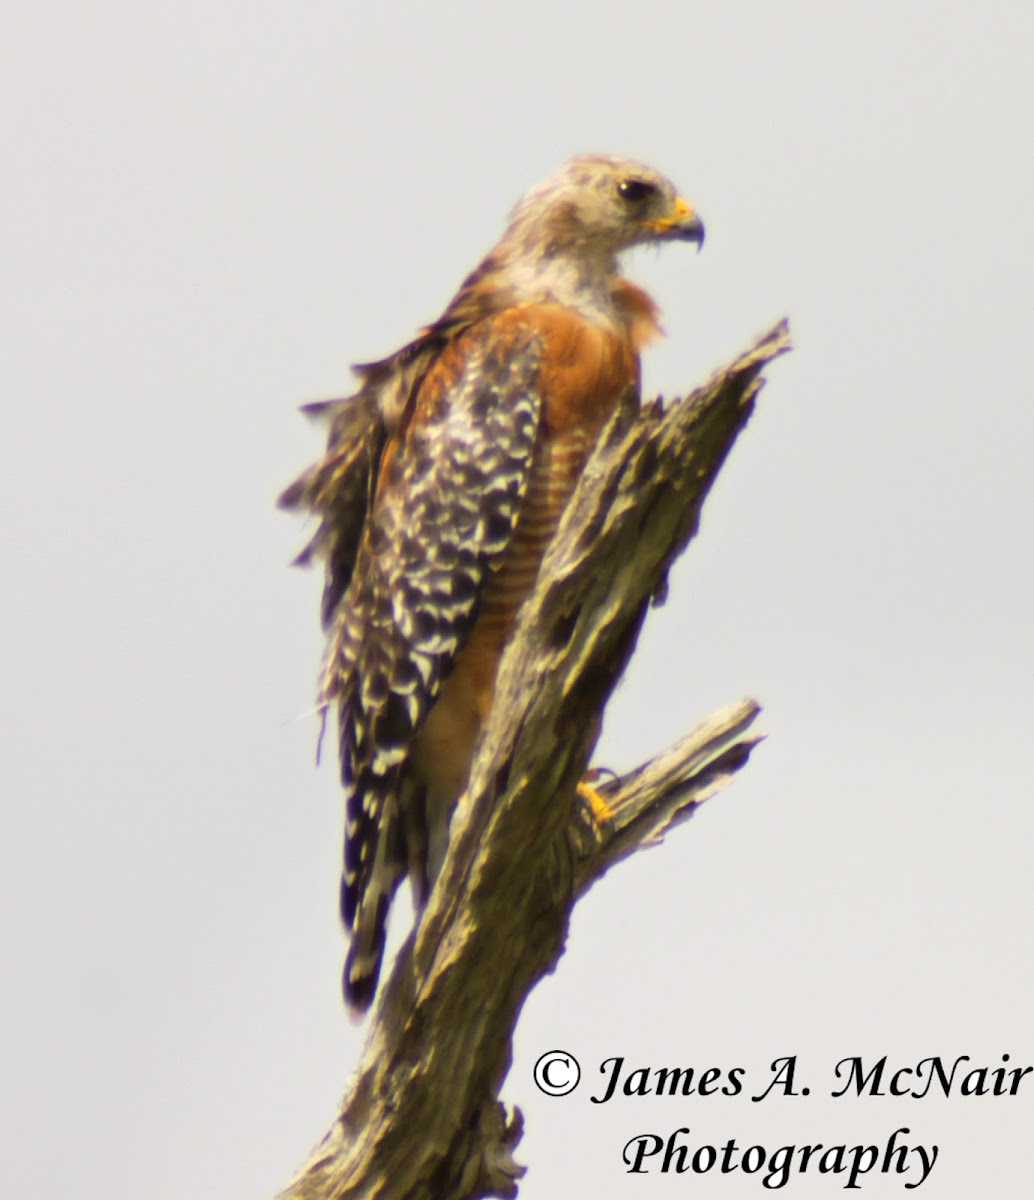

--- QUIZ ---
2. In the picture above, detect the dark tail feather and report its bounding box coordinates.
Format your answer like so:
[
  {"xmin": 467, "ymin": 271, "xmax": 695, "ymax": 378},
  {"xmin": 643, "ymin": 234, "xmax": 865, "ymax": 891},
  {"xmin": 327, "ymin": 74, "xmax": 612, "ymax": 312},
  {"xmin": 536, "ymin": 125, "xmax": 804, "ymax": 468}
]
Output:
[
  {"xmin": 342, "ymin": 884, "xmax": 391, "ymax": 1013},
  {"xmin": 340, "ymin": 795, "xmax": 405, "ymax": 1013}
]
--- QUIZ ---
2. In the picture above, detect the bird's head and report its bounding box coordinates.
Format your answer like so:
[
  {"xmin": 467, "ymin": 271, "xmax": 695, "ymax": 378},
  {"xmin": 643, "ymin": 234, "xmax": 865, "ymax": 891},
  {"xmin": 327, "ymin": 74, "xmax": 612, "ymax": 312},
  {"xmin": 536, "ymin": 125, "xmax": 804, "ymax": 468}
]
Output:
[{"xmin": 504, "ymin": 154, "xmax": 705, "ymax": 261}]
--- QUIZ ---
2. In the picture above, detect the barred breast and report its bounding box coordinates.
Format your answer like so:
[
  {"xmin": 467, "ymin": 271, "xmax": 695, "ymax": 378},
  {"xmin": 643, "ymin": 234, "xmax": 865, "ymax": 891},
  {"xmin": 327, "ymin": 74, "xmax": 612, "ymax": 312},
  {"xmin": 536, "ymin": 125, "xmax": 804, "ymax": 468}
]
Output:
[{"xmin": 410, "ymin": 303, "xmax": 639, "ymax": 810}]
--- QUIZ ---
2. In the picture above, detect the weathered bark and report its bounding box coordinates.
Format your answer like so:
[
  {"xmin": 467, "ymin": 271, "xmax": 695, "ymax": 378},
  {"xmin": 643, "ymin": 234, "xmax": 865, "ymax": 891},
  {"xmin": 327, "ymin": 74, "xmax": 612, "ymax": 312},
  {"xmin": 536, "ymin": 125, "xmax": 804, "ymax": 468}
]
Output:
[{"xmin": 278, "ymin": 320, "xmax": 791, "ymax": 1200}]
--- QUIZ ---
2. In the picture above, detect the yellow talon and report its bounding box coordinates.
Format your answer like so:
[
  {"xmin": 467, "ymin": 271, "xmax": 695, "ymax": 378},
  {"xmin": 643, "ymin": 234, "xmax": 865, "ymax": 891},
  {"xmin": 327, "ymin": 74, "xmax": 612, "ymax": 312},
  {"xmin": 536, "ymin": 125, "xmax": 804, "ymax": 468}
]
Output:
[{"xmin": 577, "ymin": 778, "xmax": 613, "ymax": 823}]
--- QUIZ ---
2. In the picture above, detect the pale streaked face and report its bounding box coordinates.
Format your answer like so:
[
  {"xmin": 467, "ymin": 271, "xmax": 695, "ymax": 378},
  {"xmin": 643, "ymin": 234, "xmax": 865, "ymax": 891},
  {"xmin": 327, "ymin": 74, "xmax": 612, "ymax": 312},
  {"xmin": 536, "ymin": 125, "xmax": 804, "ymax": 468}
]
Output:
[{"xmin": 507, "ymin": 155, "xmax": 705, "ymax": 256}]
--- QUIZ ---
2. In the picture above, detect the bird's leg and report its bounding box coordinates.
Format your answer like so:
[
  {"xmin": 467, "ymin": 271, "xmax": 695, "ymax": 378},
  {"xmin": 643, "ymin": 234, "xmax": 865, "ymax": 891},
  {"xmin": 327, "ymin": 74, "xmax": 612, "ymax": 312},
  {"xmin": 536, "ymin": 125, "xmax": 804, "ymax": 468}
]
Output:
[{"xmin": 576, "ymin": 767, "xmax": 618, "ymax": 824}]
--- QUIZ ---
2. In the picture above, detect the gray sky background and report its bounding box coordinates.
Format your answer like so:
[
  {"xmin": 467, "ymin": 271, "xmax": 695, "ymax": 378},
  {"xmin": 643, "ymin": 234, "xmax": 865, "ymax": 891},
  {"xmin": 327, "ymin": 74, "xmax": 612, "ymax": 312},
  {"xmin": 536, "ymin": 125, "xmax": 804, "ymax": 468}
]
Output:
[{"xmin": 2, "ymin": 2, "xmax": 1032, "ymax": 1196}]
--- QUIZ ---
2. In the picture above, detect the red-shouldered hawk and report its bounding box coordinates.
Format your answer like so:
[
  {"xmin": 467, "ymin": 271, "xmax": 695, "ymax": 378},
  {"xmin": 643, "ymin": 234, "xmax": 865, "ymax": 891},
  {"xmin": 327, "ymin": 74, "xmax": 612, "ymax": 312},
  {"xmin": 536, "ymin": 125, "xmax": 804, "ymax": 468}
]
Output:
[{"xmin": 280, "ymin": 155, "xmax": 704, "ymax": 1011}]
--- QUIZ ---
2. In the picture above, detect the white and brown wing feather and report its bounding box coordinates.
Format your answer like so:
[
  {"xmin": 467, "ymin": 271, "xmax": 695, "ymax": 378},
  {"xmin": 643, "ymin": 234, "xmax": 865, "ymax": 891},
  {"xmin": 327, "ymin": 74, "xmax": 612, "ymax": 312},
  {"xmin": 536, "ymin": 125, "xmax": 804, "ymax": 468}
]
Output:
[{"xmin": 328, "ymin": 316, "xmax": 544, "ymax": 1009}]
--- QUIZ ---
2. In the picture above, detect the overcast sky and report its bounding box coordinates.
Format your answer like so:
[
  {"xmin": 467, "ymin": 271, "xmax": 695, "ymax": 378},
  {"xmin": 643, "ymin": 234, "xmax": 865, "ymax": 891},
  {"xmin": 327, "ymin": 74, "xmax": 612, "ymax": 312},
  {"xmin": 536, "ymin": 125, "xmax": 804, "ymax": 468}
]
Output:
[{"xmin": 2, "ymin": 2, "xmax": 1032, "ymax": 1197}]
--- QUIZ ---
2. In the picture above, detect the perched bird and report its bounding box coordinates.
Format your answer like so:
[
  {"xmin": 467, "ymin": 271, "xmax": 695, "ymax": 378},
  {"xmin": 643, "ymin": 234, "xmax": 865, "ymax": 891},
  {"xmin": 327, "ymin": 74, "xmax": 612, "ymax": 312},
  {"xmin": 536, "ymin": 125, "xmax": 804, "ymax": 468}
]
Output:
[{"xmin": 281, "ymin": 155, "xmax": 704, "ymax": 1011}]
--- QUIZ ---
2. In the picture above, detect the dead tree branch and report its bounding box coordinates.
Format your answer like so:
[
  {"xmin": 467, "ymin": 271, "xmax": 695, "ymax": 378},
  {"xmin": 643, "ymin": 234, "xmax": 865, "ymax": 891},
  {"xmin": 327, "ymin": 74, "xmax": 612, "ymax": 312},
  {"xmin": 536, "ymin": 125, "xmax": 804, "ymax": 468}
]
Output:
[{"xmin": 278, "ymin": 319, "xmax": 791, "ymax": 1200}]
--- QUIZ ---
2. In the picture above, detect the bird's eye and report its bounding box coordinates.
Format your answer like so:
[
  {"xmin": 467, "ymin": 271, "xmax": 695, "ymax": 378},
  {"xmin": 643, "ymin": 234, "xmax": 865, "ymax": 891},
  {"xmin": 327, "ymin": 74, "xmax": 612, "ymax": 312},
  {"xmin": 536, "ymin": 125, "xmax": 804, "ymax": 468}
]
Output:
[{"xmin": 617, "ymin": 179, "xmax": 658, "ymax": 205}]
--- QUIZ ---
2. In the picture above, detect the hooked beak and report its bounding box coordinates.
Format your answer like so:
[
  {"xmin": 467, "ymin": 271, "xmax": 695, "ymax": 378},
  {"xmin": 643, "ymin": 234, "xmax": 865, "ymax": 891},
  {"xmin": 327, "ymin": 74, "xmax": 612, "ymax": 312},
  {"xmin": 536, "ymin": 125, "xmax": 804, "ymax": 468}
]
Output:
[{"xmin": 642, "ymin": 195, "xmax": 706, "ymax": 249}]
